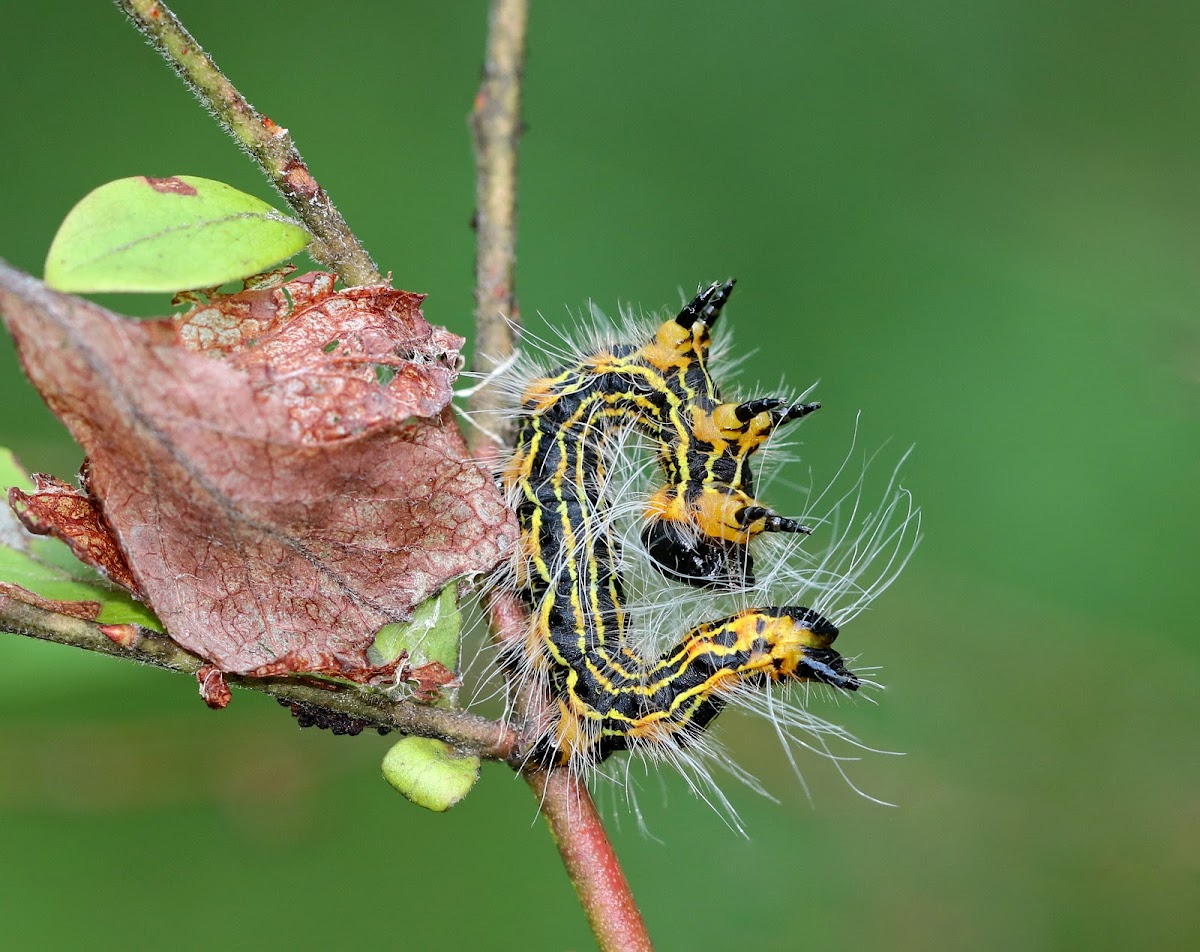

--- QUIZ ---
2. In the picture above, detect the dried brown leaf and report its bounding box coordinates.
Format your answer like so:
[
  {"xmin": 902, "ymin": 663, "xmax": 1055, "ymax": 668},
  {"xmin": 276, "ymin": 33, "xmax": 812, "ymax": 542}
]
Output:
[
  {"xmin": 0, "ymin": 581, "xmax": 101, "ymax": 622},
  {"xmin": 406, "ymin": 661, "xmax": 459, "ymax": 701},
  {"xmin": 8, "ymin": 472, "xmax": 142, "ymax": 597},
  {"xmin": 161, "ymin": 271, "xmax": 464, "ymax": 441},
  {"xmin": 196, "ymin": 664, "xmax": 232, "ymax": 710},
  {"xmin": 0, "ymin": 261, "xmax": 515, "ymax": 688}
]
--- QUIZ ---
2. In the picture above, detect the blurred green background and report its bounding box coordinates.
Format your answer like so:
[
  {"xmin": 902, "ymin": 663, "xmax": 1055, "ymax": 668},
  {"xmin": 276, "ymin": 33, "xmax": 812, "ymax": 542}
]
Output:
[{"xmin": 2, "ymin": 2, "xmax": 1197, "ymax": 949}]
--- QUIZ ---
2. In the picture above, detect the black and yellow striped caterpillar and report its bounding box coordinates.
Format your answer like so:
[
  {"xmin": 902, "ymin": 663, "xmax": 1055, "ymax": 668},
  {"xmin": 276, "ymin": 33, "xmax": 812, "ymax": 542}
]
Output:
[{"xmin": 500, "ymin": 280, "xmax": 892, "ymax": 781}]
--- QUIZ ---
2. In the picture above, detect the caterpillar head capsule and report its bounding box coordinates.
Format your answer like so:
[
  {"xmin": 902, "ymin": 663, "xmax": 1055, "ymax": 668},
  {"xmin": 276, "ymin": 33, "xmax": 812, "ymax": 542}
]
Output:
[
  {"xmin": 640, "ymin": 516, "xmax": 755, "ymax": 589},
  {"xmin": 772, "ymin": 606, "xmax": 860, "ymax": 691}
]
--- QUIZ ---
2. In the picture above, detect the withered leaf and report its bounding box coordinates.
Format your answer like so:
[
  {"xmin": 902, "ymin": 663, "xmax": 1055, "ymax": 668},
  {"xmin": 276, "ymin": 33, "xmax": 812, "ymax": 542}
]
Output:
[
  {"xmin": 0, "ymin": 261, "xmax": 515, "ymax": 688},
  {"xmin": 0, "ymin": 582, "xmax": 101, "ymax": 623},
  {"xmin": 164, "ymin": 272, "xmax": 466, "ymax": 441},
  {"xmin": 406, "ymin": 661, "xmax": 458, "ymax": 702},
  {"xmin": 0, "ymin": 448, "xmax": 160, "ymax": 630},
  {"xmin": 196, "ymin": 664, "xmax": 233, "ymax": 710},
  {"xmin": 8, "ymin": 472, "xmax": 142, "ymax": 597}
]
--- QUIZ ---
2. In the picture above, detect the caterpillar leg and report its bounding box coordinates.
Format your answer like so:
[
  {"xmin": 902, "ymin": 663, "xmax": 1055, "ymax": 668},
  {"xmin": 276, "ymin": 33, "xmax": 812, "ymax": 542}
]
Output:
[{"xmin": 640, "ymin": 518, "xmax": 753, "ymax": 590}]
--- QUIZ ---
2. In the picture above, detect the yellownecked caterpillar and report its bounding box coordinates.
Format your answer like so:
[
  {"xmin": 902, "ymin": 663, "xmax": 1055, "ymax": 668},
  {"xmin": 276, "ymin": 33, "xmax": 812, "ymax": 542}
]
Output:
[{"xmin": 495, "ymin": 280, "xmax": 917, "ymax": 798}]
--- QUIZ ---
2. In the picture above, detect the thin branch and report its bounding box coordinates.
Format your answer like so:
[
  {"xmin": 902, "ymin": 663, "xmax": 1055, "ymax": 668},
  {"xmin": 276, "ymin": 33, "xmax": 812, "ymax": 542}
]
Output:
[
  {"xmin": 467, "ymin": 2, "xmax": 653, "ymax": 948},
  {"xmin": 0, "ymin": 595, "xmax": 515, "ymax": 759},
  {"xmin": 529, "ymin": 769, "xmax": 654, "ymax": 952},
  {"xmin": 468, "ymin": 0, "xmax": 528, "ymax": 457},
  {"xmin": 114, "ymin": 0, "xmax": 380, "ymax": 285}
]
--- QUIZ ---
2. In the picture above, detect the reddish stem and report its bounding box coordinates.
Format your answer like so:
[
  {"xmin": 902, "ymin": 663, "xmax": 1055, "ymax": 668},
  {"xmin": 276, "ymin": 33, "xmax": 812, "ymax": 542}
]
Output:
[
  {"xmin": 526, "ymin": 769, "xmax": 654, "ymax": 952},
  {"xmin": 467, "ymin": 2, "xmax": 652, "ymax": 946}
]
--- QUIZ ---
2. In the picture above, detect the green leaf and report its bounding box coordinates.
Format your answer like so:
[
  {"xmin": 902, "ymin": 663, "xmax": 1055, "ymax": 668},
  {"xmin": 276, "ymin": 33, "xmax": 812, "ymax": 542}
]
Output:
[
  {"xmin": 381, "ymin": 737, "xmax": 480, "ymax": 812},
  {"xmin": 369, "ymin": 583, "xmax": 462, "ymax": 674},
  {"xmin": 0, "ymin": 448, "xmax": 162, "ymax": 630},
  {"xmin": 44, "ymin": 176, "xmax": 310, "ymax": 294}
]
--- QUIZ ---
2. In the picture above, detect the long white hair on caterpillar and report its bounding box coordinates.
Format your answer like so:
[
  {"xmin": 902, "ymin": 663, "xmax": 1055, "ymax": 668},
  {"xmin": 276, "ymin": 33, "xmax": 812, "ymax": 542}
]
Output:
[{"xmin": 458, "ymin": 279, "xmax": 920, "ymax": 832}]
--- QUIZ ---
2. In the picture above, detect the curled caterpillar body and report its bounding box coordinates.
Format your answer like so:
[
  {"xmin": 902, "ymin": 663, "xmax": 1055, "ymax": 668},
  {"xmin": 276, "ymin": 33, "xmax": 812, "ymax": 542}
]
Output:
[{"xmin": 502, "ymin": 280, "xmax": 865, "ymax": 771}]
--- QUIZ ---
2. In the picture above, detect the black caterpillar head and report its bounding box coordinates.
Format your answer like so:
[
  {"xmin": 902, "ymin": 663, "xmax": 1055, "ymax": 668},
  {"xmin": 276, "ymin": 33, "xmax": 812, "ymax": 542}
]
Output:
[{"xmin": 640, "ymin": 517, "xmax": 755, "ymax": 590}]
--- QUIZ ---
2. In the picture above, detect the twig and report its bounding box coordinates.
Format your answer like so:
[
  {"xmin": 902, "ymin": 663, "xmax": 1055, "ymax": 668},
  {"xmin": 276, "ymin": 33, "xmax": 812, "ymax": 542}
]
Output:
[
  {"xmin": 0, "ymin": 595, "xmax": 515, "ymax": 759},
  {"xmin": 468, "ymin": 0, "xmax": 528, "ymax": 457},
  {"xmin": 114, "ymin": 0, "xmax": 380, "ymax": 285},
  {"xmin": 529, "ymin": 769, "xmax": 654, "ymax": 952},
  {"xmin": 467, "ymin": 2, "xmax": 654, "ymax": 949}
]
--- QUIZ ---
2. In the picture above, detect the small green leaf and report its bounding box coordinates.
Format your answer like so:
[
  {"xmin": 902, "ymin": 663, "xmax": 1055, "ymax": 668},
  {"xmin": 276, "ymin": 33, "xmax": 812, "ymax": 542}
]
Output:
[
  {"xmin": 369, "ymin": 584, "xmax": 462, "ymax": 673},
  {"xmin": 0, "ymin": 448, "xmax": 162, "ymax": 630},
  {"xmin": 44, "ymin": 175, "xmax": 310, "ymax": 294},
  {"xmin": 381, "ymin": 737, "xmax": 480, "ymax": 812}
]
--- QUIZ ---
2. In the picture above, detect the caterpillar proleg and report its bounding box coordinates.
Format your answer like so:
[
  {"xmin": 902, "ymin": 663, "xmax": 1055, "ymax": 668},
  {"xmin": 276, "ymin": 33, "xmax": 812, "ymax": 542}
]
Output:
[{"xmin": 479, "ymin": 280, "xmax": 919, "ymax": 810}]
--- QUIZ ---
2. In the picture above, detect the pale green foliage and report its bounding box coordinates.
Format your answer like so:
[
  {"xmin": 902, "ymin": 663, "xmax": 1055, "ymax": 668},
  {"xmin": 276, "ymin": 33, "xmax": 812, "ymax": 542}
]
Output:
[
  {"xmin": 369, "ymin": 584, "xmax": 463, "ymax": 684},
  {"xmin": 381, "ymin": 736, "xmax": 481, "ymax": 812},
  {"xmin": 44, "ymin": 175, "xmax": 309, "ymax": 294}
]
